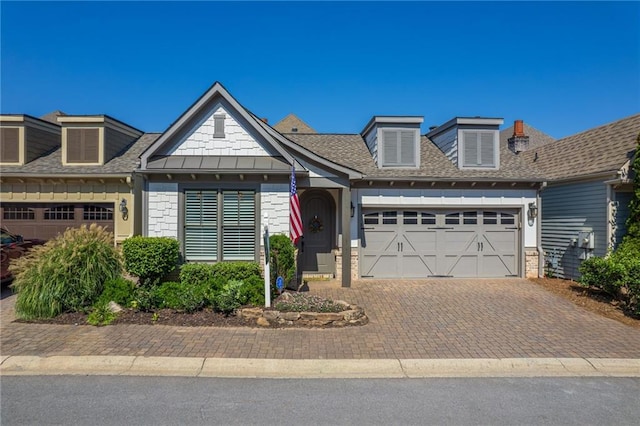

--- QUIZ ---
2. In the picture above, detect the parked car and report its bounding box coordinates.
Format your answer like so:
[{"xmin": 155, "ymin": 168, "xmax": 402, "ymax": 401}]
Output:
[{"xmin": 1, "ymin": 228, "xmax": 46, "ymax": 283}]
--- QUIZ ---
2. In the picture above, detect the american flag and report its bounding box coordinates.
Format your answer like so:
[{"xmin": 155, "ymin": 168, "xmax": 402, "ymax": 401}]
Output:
[{"xmin": 290, "ymin": 165, "xmax": 302, "ymax": 244}]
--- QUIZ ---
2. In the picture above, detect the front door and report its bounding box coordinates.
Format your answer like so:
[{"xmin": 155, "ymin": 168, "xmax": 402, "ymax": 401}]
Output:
[{"xmin": 299, "ymin": 190, "xmax": 335, "ymax": 274}]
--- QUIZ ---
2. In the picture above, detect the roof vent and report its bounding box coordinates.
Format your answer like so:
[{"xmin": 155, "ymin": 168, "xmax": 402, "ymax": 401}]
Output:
[
  {"xmin": 508, "ymin": 119, "xmax": 530, "ymax": 153},
  {"xmin": 292, "ymin": 127, "xmax": 298, "ymax": 132}
]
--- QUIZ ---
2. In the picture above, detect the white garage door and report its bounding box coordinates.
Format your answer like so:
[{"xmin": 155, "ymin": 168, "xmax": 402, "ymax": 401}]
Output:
[{"xmin": 360, "ymin": 209, "xmax": 519, "ymax": 278}]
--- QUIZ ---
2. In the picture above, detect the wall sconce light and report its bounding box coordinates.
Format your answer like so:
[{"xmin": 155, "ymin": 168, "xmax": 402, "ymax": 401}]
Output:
[
  {"xmin": 350, "ymin": 202, "xmax": 355, "ymax": 218},
  {"xmin": 119, "ymin": 198, "xmax": 128, "ymax": 220},
  {"xmin": 528, "ymin": 202, "xmax": 538, "ymax": 219}
]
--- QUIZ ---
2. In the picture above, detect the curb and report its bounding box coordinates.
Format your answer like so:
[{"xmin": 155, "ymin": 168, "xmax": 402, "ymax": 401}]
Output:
[{"xmin": 1, "ymin": 356, "xmax": 639, "ymax": 378}]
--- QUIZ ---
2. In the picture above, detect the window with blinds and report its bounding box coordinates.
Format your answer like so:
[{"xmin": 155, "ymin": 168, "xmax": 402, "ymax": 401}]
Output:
[
  {"xmin": 381, "ymin": 129, "xmax": 417, "ymax": 167},
  {"xmin": 184, "ymin": 189, "xmax": 255, "ymax": 262},
  {"xmin": 462, "ymin": 131, "xmax": 497, "ymax": 168},
  {"xmin": 67, "ymin": 128, "xmax": 100, "ymax": 163}
]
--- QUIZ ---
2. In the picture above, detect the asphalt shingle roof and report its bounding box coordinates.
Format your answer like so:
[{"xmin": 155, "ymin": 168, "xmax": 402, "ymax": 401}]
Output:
[
  {"xmin": 521, "ymin": 113, "xmax": 640, "ymax": 181},
  {"xmin": 2, "ymin": 133, "xmax": 160, "ymax": 175},
  {"xmin": 284, "ymin": 132, "xmax": 545, "ymax": 181}
]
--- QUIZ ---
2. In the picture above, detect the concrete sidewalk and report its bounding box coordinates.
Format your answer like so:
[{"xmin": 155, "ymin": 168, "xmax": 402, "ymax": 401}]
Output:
[{"xmin": 2, "ymin": 355, "xmax": 639, "ymax": 378}]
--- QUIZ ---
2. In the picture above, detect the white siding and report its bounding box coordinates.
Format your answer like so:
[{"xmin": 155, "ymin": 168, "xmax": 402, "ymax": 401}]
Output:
[
  {"xmin": 260, "ymin": 184, "xmax": 290, "ymax": 236},
  {"xmin": 355, "ymin": 187, "xmax": 537, "ymax": 247},
  {"xmin": 168, "ymin": 103, "xmax": 270, "ymax": 157},
  {"xmin": 147, "ymin": 182, "xmax": 179, "ymax": 238},
  {"xmin": 430, "ymin": 126, "xmax": 457, "ymax": 164},
  {"xmin": 541, "ymin": 180, "xmax": 607, "ymax": 279}
]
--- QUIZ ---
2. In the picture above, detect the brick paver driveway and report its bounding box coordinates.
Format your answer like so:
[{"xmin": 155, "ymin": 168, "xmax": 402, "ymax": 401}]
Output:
[{"xmin": 2, "ymin": 279, "xmax": 639, "ymax": 359}]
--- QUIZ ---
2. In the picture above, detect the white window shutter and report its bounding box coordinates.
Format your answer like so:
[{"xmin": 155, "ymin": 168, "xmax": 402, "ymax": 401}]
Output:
[
  {"xmin": 185, "ymin": 190, "xmax": 218, "ymax": 261},
  {"xmin": 463, "ymin": 132, "xmax": 479, "ymax": 166},
  {"xmin": 222, "ymin": 190, "xmax": 255, "ymax": 260},
  {"xmin": 382, "ymin": 130, "xmax": 398, "ymax": 165},
  {"xmin": 400, "ymin": 131, "xmax": 415, "ymax": 165},
  {"xmin": 480, "ymin": 132, "xmax": 495, "ymax": 167}
]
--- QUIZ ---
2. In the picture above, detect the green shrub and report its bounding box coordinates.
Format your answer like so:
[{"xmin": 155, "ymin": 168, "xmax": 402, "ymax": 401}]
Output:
[
  {"xmin": 214, "ymin": 280, "xmax": 246, "ymax": 314},
  {"xmin": 180, "ymin": 263, "xmax": 216, "ymax": 286},
  {"xmin": 10, "ymin": 224, "xmax": 121, "ymax": 319},
  {"xmin": 612, "ymin": 237, "xmax": 640, "ymax": 261},
  {"xmin": 87, "ymin": 302, "xmax": 117, "ymax": 326},
  {"xmin": 122, "ymin": 236, "xmax": 180, "ymax": 286},
  {"xmin": 153, "ymin": 281, "xmax": 207, "ymax": 313},
  {"xmin": 209, "ymin": 262, "xmax": 262, "ymax": 282},
  {"xmin": 132, "ymin": 285, "xmax": 161, "ymax": 312},
  {"xmin": 579, "ymin": 256, "xmax": 626, "ymax": 296},
  {"xmin": 97, "ymin": 277, "xmax": 136, "ymax": 307},
  {"xmin": 238, "ymin": 275, "xmax": 267, "ymax": 307},
  {"xmin": 269, "ymin": 234, "xmax": 295, "ymax": 288}
]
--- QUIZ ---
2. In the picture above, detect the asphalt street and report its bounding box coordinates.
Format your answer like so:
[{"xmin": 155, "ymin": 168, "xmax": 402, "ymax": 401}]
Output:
[{"xmin": 2, "ymin": 376, "xmax": 639, "ymax": 425}]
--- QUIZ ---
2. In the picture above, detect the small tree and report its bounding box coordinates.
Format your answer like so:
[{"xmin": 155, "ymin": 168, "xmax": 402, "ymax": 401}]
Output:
[{"xmin": 625, "ymin": 132, "xmax": 640, "ymax": 239}]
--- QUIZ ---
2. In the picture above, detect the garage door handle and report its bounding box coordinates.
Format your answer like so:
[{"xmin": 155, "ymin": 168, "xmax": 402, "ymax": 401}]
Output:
[
  {"xmin": 505, "ymin": 227, "xmax": 518, "ymax": 230},
  {"xmin": 477, "ymin": 242, "xmax": 484, "ymax": 251}
]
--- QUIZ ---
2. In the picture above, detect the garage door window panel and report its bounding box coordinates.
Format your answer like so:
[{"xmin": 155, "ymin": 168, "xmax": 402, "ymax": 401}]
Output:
[
  {"xmin": 3, "ymin": 207, "xmax": 35, "ymax": 220},
  {"xmin": 45, "ymin": 205, "xmax": 75, "ymax": 220},
  {"xmin": 83, "ymin": 205, "xmax": 113, "ymax": 221}
]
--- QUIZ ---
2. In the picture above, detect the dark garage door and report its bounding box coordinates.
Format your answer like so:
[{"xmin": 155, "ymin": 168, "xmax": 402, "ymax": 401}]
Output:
[
  {"xmin": 360, "ymin": 209, "xmax": 519, "ymax": 278},
  {"xmin": 1, "ymin": 203, "xmax": 115, "ymax": 241}
]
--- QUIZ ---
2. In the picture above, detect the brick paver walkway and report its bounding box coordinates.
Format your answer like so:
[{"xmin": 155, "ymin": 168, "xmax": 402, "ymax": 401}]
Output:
[{"xmin": 2, "ymin": 279, "xmax": 639, "ymax": 359}]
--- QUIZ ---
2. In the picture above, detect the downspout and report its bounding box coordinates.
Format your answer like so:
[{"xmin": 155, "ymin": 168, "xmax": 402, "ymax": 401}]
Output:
[{"xmin": 537, "ymin": 181, "xmax": 547, "ymax": 278}]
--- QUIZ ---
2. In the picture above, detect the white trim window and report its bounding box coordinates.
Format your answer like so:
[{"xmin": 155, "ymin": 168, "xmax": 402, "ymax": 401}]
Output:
[
  {"xmin": 380, "ymin": 129, "xmax": 419, "ymax": 168},
  {"xmin": 184, "ymin": 189, "xmax": 255, "ymax": 262},
  {"xmin": 461, "ymin": 130, "xmax": 499, "ymax": 169}
]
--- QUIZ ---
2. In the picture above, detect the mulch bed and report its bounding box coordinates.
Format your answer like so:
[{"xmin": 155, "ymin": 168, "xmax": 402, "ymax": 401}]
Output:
[{"xmin": 529, "ymin": 277, "xmax": 640, "ymax": 329}]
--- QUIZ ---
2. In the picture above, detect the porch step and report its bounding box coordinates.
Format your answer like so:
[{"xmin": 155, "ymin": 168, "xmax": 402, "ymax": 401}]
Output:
[{"xmin": 301, "ymin": 272, "xmax": 334, "ymax": 281}]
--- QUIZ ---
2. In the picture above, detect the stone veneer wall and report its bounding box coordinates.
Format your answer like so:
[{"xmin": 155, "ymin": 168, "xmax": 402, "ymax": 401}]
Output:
[
  {"xmin": 334, "ymin": 247, "xmax": 359, "ymax": 283},
  {"xmin": 525, "ymin": 250, "xmax": 539, "ymax": 278}
]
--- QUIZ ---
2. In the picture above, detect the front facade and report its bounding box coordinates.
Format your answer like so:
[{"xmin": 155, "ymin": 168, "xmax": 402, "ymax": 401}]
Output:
[
  {"xmin": 3, "ymin": 82, "xmax": 561, "ymax": 285},
  {"xmin": 521, "ymin": 114, "xmax": 640, "ymax": 279},
  {"xmin": 137, "ymin": 83, "xmax": 545, "ymax": 286},
  {"xmin": 0, "ymin": 112, "xmax": 155, "ymax": 244}
]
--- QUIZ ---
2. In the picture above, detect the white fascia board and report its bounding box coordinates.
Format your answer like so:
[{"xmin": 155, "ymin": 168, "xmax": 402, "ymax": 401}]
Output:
[
  {"xmin": 361, "ymin": 116, "xmax": 424, "ymax": 136},
  {"xmin": 426, "ymin": 117, "xmax": 504, "ymax": 138}
]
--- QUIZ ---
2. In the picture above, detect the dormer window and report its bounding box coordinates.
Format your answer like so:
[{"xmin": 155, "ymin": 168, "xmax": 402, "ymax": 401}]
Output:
[
  {"xmin": 382, "ymin": 129, "xmax": 419, "ymax": 167},
  {"xmin": 461, "ymin": 131, "xmax": 498, "ymax": 168},
  {"xmin": 0, "ymin": 127, "xmax": 20, "ymax": 163},
  {"xmin": 67, "ymin": 128, "xmax": 100, "ymax": 163}
]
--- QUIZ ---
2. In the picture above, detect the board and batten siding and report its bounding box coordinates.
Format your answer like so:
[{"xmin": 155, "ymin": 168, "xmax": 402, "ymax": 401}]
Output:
[
  {"xmin": 168, "ymin": 104, "xmax": 270, "ymax": 157},
  {"xmin": 541, "ymin": 180, "xmax": 607, "ymax": 279},
  {"xmin": 613, "ymin": 191, "xmax": 632, "ymax": 249},
  {"xmin": 147, "ymin": 182, "xmax": 179, "ymax": 238},
  {"xmin": 429, "ymin": 126, "xmax": 457, "ymax": 164}
]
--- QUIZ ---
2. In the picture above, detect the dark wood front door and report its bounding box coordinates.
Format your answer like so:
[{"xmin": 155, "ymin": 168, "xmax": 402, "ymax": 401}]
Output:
[{"xmin": 299, "ymin": 190, "xmax": 335, "ymax": 274}]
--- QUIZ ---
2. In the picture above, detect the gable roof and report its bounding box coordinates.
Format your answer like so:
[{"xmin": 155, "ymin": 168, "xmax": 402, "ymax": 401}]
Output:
[
  {"xmin": 273, "ymin": 113, "xmax": 316, "ymax": 134},
  {"xmin": 284, "ymin": 132, "xmax": 545, "ymax": 181},
  {"xmin": 139, "ymin": 82, "xmax": 299, "ymax": 170},
  {"xmin": 0, "ymin": 133, "xmax": 159, "ymax": 177},
  {"xmin": 500, "ymin": 122, "xmax": 555, "ymax": 150},
  {"xmin": 522, "ymin": 113, "xmax": 640, "ymax": 181}
]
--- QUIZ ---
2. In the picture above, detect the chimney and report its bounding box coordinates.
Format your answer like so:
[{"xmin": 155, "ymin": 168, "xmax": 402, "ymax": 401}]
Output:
[
  {"xmin": 508, "ymin": 119, "xmax": 530, "ymax": 153},
  {"xmin": 260, "ymin": 118, "xmax": 268, "ymax": 124}
]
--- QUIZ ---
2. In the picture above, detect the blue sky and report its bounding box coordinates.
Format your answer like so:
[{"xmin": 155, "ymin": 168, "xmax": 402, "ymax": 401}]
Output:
[{"xmin": 1, "ymin": 1, "xmax": 638, "ymax": 138}]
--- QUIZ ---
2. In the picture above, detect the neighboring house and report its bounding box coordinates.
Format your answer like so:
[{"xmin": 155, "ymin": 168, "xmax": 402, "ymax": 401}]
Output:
[
  {"xmin": 273, "ymin": 113, "xmax": 317, "ymax": 134},
  {"xmin": 0, "ymin": 112, "xmax": 157, "ymax": 243},
  {"xmin": 138, "ymin": 82, "xmax": 546, "ymax": 286},
  {"xmin": 521, "ymin": 114, "xmax": 640, "ymax": 279}
]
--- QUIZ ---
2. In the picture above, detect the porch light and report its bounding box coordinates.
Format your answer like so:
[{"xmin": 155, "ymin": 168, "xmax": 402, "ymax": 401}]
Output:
[
  {"xmin": 350, "ymin": 202, "xmax": 355, "ymax": 218},
  {"xmin": 119, "ymin": 198, "xmax": 128, "ymax": 220},
  {"xmin": 528, "ymin": 202, "xmax": 538, "ymax": 219}
]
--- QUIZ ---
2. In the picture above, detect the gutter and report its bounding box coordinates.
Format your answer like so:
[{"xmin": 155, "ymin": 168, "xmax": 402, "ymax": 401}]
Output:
[{"xmin": 537, "ymin": 181, "xmax": 547, "ymax": 278}]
